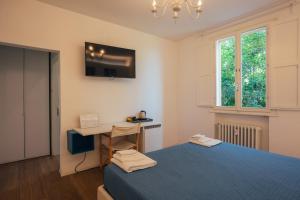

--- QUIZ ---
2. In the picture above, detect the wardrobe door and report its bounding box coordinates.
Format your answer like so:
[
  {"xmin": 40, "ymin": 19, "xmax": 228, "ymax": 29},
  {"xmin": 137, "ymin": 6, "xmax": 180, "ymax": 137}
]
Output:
[
  {"xmin": 0, "ymin": 46, "xmax": 25, "ymax": 164},
  {"xmin": 24, "ymin": 49, "xmax": 50, "ymax": 158}
]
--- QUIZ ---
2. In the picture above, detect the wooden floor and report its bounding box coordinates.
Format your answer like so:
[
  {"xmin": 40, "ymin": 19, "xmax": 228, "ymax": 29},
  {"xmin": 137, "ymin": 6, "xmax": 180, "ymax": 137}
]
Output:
[{"xmin": 0, "ymin": 156, "xmax": 102, "ymax": 200}]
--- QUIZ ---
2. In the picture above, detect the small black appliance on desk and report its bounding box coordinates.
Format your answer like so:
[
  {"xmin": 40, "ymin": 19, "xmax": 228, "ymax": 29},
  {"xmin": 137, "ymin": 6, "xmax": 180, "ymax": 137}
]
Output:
[{"xmin": 127, "ymin": 110, "xmax": 153, "ymax": 123}]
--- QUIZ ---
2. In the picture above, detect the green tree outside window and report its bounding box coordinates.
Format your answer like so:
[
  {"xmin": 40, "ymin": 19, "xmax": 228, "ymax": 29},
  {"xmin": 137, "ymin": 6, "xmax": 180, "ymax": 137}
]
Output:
[
  {"xmin": 220, "ymin": 37, "xmax": 236, "ymax": 106},
  {"xmin": 241, "ymin": 29, "xmax": 266, "ymax": 108}
]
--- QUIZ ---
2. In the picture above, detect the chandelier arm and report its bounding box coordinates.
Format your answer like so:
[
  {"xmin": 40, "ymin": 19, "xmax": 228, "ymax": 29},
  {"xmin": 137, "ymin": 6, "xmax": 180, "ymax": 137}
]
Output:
[
  {"xmin": 162, "ymin": 0, "xmax": 171, "ymax": 16},
  {"xmin": 185, "ymin": 1, "xmax": 201, "ymax": 19},
  {"xmin": 152, "ymin": 0, "xmax": 171, "ymax": 18},
  {"xmin": 186, "ymin": 0, "xmax": 202, "ymax": 8},
  {"xmin": 155, "ymin": 0, "xmax": 170, "ymax": 8}
]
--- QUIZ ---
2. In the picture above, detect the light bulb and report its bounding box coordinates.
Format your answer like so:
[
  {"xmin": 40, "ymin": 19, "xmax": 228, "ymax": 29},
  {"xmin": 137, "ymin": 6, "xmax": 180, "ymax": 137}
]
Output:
[
  {"xmin": 197, "ymin": 0, "xmax": 202, "ymax": 7},
  {"xmin": 88, "ymin": 45, "xmax": 94, "ymax": 51},
  {"xmin": 152, "ymin": 0, "xmax": 158, "ymax": 16},
  {"xmin": 152, "ymin": 0, "xmax": 157, "ymax": 7},
  {"xmin": 196, "ymin": 0, "xmax": 202, "ymax": 18},
  {"xmin": 99, "ymin": 49, "xmax": 105, "ymax": 57}
]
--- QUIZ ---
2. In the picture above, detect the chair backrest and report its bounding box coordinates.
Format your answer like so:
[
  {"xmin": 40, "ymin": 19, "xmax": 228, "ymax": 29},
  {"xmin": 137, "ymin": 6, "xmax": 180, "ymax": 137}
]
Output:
[{"xmin": 111, "ymin": 124, "xmax": 141, "ymax": 138}]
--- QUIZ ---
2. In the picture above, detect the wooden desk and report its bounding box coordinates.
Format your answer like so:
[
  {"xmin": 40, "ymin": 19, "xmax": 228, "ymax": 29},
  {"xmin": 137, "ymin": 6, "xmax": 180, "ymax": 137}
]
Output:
[
  {"xmin": 73, "ymin": 121, "xmax": 161, "ymax": 137},
  {"xmin": 73, "ymin": 121, "xmax": 162, "ymax": 166}
]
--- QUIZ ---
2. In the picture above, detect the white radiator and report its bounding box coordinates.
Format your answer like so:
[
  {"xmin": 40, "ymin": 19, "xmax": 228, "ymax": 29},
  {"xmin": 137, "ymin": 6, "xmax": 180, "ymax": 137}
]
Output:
[{"xmin": 216, "ymin": 122, "xmax": 262, "ymax": 149}]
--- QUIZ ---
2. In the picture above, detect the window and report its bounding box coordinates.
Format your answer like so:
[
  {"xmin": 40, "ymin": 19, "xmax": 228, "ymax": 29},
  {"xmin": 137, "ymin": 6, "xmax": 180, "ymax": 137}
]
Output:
[
  {"xmin": 216, "ymin": 37, "xmax": 236, "ymax": 107},
  {"xmin": 216, "ymin": 27, "xmax": 267, "ymax": 109},
  {"xmin": 241, "ymin": 28, "xmax": 267, "ymax": 108}
]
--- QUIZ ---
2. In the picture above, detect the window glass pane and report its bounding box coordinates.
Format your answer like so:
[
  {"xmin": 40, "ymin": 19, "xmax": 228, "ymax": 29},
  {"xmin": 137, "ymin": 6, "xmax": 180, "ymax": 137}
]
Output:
[
  {"xmin": 217, "ymin": 37, "xmax": 236, "ymax": 106},
  {"xmin": 241, "ymin": 28, "xmax": 267, "ymax": 108}
]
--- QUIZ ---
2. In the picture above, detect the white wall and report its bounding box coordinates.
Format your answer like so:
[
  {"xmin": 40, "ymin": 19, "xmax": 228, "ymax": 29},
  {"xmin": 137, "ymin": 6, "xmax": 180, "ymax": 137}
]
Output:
[
  {"xmin": 177, "ymin": 37, "xmax": 215, "ymax": 142},
  {"xmin": 269, "ymin": 111, "xmax": 300, "ymax": 158},
  {"xmin": 177, "ymin": 2, "xmax": 300, "ymax": 158},
  {"xmin": 0, "ymin": 0, "xmax": 178, "ymax": 176}
]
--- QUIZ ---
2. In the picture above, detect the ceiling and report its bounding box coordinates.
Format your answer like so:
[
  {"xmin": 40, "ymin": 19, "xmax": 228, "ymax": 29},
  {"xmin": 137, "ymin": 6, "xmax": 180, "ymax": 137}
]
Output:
[{"xmin": 38, "ymin": 0, "xmax": 288, "ymax": 40}]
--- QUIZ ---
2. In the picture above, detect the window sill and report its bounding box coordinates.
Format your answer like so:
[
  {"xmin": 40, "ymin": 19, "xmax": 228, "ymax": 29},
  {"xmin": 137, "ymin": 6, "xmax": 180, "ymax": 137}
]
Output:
[
  {"xmin": 270, "ymin": 107, "xmax": 300, "ymax": 111},
  {"xmin": 210, "ymin": 107, "xmax": 278, "ymax": 117}
]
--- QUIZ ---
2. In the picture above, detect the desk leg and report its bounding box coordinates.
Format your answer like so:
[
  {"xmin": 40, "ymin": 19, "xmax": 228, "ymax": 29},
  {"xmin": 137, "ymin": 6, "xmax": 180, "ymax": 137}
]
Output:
[
  {"xmin": 99, "ymin": 134, "xmax": 102, "ymax": 168},
  {"xmin": 139, "ymin": 128, "xmax": 145, "ymax": 153}
]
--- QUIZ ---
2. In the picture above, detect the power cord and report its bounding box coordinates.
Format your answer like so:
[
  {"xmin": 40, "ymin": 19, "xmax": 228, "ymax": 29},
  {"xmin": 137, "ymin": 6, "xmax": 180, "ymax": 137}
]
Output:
[{"xmin": 74, "ymin": 152, "xmax": 87, "ymax": 173}]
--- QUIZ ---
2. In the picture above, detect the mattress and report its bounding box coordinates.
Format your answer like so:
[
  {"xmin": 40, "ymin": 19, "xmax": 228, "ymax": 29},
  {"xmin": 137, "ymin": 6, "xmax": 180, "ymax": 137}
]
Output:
[{"xmin": 104, "ymin": 143, "xmax": 300, "ymax": 200}]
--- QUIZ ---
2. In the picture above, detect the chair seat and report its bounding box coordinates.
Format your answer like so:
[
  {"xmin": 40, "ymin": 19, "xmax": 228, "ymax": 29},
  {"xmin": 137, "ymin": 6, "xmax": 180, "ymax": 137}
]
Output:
[{"xmin": 112, "ymin": 140, "xmax": 136, "ymax": 151}]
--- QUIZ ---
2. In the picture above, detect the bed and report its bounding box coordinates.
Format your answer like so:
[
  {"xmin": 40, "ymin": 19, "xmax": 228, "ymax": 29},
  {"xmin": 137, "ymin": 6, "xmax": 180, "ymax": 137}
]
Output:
[{"xmin": 99, "ymin": 143, "xmax": 300, "ymax": 200}]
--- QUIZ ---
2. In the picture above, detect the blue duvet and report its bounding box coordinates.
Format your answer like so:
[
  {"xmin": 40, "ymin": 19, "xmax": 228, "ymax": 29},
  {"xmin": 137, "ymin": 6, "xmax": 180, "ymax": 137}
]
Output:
[{"xmin": 104, "ymin": 143, "xmax": 300, "ymax": 200}]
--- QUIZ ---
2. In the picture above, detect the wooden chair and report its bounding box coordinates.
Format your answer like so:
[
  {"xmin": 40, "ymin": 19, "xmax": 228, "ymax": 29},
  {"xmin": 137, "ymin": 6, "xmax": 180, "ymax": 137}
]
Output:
[{"xmin": 99, "ymin": 124, "xmax": 141, "ymax": 167}]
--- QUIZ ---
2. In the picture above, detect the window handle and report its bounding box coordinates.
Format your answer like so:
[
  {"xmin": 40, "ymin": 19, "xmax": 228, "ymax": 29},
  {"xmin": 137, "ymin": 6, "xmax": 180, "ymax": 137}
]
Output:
[{"xmin": 235, "ymin": 68, "xmax": 241, "ymax": 73}]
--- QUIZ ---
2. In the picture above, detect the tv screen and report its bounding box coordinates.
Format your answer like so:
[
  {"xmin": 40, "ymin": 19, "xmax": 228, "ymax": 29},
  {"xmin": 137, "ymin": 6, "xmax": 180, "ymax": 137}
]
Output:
[{"xmin": 85, "ymin": 42, "xmax": 135, "ymax": 78}]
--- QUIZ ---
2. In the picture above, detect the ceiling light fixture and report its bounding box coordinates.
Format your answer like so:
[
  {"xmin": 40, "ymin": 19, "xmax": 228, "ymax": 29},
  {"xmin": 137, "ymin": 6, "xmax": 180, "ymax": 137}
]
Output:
[{"xmin": 151, "ymin": 0, "xmax": 203, "ymax": 21}]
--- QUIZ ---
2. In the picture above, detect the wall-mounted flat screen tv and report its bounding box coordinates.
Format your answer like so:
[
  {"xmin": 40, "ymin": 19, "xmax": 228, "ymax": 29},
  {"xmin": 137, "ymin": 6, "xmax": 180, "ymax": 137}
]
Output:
[{"xmin": 85, "ymin": 42, "xmax": 136, "ymax": 78}]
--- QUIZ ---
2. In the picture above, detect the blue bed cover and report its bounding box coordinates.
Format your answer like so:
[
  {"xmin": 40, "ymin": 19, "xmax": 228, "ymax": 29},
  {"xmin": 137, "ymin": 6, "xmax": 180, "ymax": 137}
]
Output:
[{"xmin": 104, "ymin": 143, "xmax": 300, "ymax": 200}]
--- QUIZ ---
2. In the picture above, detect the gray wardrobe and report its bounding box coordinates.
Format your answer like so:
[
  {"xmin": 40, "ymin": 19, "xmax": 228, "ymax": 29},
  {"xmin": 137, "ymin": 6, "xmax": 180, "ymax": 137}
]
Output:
[{"xmin": 0, "ymin": 45, "xmax": 50, "ymax": 164}]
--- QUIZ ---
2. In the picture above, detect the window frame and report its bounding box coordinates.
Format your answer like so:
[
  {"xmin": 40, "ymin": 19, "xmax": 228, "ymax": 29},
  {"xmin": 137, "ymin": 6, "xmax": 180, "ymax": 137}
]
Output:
[{"xmin": 215, "ymin": 26, "xmax": 270, "ymax": 112}]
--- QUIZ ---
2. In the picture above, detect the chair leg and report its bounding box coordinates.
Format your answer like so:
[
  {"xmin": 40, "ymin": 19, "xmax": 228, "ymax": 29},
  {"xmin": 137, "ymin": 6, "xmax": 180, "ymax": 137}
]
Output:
[
  {"xmin": 136, "ymin": 133, "xmax": 140, "ymax": 152},
  {"xmin": 99, "ymin": 135, "xmax": 105, "ymax": 169},
  {"xmin": 99, "ymin": 135, "xmax": 103, "ymax": 169},
  {"xmin": 108, "ymin": 137, "xmax": 112, "ymax": 164}
]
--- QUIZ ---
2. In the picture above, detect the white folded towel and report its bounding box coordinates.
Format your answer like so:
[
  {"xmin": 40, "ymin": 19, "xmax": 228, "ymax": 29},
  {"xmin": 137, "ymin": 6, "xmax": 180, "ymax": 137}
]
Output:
[
  {"xmin": 191, "ymin": 134, "xmax": 206, "ymax": 139},
  {"xmin": 113, "ymin": 153, "xmax": 144, "ymax": 162},
  {"xmin": 115, "ymin": 149, "xmax": 137, "ymax": 157},
  {"xmin": 190, "ymin": 135, "xmax": 222, "ymax": 147},
  {"xmin": 111, "ymin": 151, "xmax": 157, "ymax": 173},
  {"xmin": 191, "ymin": 134, "xmax": 209, "ymax": 142}
]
